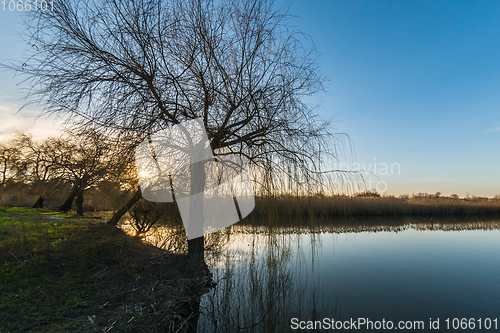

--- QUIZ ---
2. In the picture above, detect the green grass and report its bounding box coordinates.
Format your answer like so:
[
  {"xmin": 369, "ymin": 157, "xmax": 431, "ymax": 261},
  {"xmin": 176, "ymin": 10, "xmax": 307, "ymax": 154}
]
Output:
[
  {"xmin": 0, "ymin": 207, "xmax": 90, "ymax": 262},
  {"xmin": 0, "ymin": 207, "xmax": 210, "ymax": 332},
  {"xmin": 0, "ymin": 208, "xmax": 100, "ymax": 331}
]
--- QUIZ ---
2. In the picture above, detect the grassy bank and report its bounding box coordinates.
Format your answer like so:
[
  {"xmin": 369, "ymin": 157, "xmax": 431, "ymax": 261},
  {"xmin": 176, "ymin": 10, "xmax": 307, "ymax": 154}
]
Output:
[
  {"xmin": 0, "ymin": 207, "xmax": 211, "ymax": 332},
  {"xmin": 252, "ymin": 194, "xmax": 500, "ymax": 220}
]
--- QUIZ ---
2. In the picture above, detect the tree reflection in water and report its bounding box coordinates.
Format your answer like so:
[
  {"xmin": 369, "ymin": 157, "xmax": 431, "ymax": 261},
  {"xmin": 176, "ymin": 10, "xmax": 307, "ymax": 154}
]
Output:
[
  {"xmin": 198, "ymin": 224, "xmax": 332, "ymax": 333},
  {"xmin": 130, "ymin": 215, "xmax": 500, "ymax": 332},
  {"xmin": 138, "ymin": 220, "xmax": 334, "ymax": 332}
]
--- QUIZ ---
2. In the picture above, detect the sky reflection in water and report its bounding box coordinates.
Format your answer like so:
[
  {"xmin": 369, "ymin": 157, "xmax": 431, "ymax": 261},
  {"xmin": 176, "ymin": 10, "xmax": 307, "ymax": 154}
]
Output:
[{"xmin": 197, "ymin": 218, "xmax": 500, "ymax": 332}]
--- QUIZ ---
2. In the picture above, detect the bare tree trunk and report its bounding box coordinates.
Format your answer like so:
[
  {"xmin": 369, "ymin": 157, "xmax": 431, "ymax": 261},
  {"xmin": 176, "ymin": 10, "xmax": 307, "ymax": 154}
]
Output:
[
  {"xmin": 32, "ymin": 195, "xmax": 44, "ymax": 208},
  {"xmin": 107, "ymin": 188, "xmax": 142, "ymax": 226},
  {"xmin": 187, "ymin": 161, "xmax": 206, "ymax": 261},
  {"xmin": 58, "ymin": 182, "xmax": 79, "ymax": 212},
  {"xmin": 76, "ymin": 180, "xmax": 85, "ymax": 216},
  {"xmin": 32, "ymin": 195, "xmax": 45, "ymax": 208},
  {"xmin": 188, "ymin": 237, "xmax": 204, "ymax": 261}
]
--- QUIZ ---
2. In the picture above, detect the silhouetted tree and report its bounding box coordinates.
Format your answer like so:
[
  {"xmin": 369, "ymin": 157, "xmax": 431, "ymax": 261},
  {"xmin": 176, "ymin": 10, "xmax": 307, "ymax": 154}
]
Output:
[
  {"xmin": 0, "ymin": 142, "xmax": 20, "ymax": 185},
  {"xmin": 10, "ymin": 0, "xmax": 346, "ymax": 260},
  {"xmin": 48, "ymin": 128, "xmax": 133, "ymax": 215},
  {"xmin": 128, "ymin": 199, "xmax": 166, "ymax": 237}
]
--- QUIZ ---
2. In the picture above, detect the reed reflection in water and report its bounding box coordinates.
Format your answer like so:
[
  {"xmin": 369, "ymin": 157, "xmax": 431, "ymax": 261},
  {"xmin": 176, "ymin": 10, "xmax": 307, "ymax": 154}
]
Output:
[
  {"xmin": 198, "ymin": 226, "xmax": 333, "ymax": 332},
  {"xmin": 126, "ymin": 216, "xmax": 500, "ymax": 332}
]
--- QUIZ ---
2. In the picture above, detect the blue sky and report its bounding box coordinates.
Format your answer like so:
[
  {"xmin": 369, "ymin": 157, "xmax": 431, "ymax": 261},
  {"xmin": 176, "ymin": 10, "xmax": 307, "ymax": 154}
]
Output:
[
  {"xmin": 1, "ymin": 1, "xmax": 500, "ymax": 197},
  {"xmin": 283, "ymin": 0, "xmax": 500, "ymax": 197}
]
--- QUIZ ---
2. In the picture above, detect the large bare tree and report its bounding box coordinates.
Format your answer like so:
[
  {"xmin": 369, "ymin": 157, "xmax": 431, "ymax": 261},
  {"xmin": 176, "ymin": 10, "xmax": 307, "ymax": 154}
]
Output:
[{"xmin": 9, "ymin": 0, "xmax": 346, "ymax": 259}]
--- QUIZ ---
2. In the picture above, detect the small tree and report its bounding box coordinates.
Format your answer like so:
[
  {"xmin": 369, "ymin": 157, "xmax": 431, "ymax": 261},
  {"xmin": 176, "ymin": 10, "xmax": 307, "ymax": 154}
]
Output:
[
  {"xmin": 51, "ymin": 128, "xmax": 134, "ymax": 215},
  {"xmin": 128, "ymin": 199, "xmax": 166, "ymax": 238},
  {"xmin": 0, "ymin": 142, "xmax": 21, "ymax": 185}
]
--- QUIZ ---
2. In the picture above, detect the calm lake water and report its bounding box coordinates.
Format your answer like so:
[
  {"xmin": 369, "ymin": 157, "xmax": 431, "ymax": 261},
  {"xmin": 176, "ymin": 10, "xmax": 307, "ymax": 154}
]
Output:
[{"xmin": 188, "ymin": 217, "xmax": 500, "ymax": 332}]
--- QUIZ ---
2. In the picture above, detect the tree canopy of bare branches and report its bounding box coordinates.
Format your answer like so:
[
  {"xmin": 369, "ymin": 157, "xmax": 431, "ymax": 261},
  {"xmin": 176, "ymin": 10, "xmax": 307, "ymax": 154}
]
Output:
[
  {"xmin": 50, "ymin": 128, "xmax": 135, "ymax": 215},
  {"xmin": 12, "ymin": 0, "xmax": 348, "ymax": 192},
  {"xmin": 0, "ymin": 141, "xmax": 22, "ymax": 185},
  {"xmin": 6, "ymin": 0, "xmax": 355, "ymax": 259},
  {"xmin": 0, "ymin": 130, "xmax": 135, "ymax": 214}
]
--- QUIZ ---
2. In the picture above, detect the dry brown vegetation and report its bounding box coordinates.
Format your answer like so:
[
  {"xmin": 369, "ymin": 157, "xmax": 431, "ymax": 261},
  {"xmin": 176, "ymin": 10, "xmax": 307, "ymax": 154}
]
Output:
[
  {"xmin": 251, "ymin": 193, "xmax": 500, "ymax": 219},
  {"xmin": 0, "ymin": 180, "xmax": 129, "ymax": 211},
  {"xmin": 3, "ymin": 183, "xmax": 499, "ymax": 219}
]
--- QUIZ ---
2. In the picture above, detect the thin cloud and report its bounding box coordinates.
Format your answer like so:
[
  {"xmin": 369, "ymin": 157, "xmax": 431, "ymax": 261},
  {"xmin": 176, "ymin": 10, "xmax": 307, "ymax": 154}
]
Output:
[
  {"xmin": 481, "ymin": 126, "xmax": 500, "ymax": 134},
  {"xmin": 0, "ymin": 102, "xmax": 62, "ymax": 141}
]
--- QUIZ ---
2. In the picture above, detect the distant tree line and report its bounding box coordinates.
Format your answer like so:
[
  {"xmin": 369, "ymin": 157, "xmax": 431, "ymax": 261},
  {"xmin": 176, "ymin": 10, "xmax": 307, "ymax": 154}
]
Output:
[{"xmin": 0, "ymin": 129, "xmax": 137, "ymax": 216}]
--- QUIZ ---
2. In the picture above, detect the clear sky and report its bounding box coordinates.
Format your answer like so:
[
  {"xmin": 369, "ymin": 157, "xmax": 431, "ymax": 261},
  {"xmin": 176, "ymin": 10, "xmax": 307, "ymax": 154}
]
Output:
[{"xmin": 1, "ymin": 1, "xmax": 500, "ymax": 197}]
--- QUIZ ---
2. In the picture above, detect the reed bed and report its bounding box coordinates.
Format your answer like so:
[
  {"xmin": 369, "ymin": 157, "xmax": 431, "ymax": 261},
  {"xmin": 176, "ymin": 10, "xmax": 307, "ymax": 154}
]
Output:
[{"xmin": 251, "ymin": 194, "xmax": 500, "ymax": 219}]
